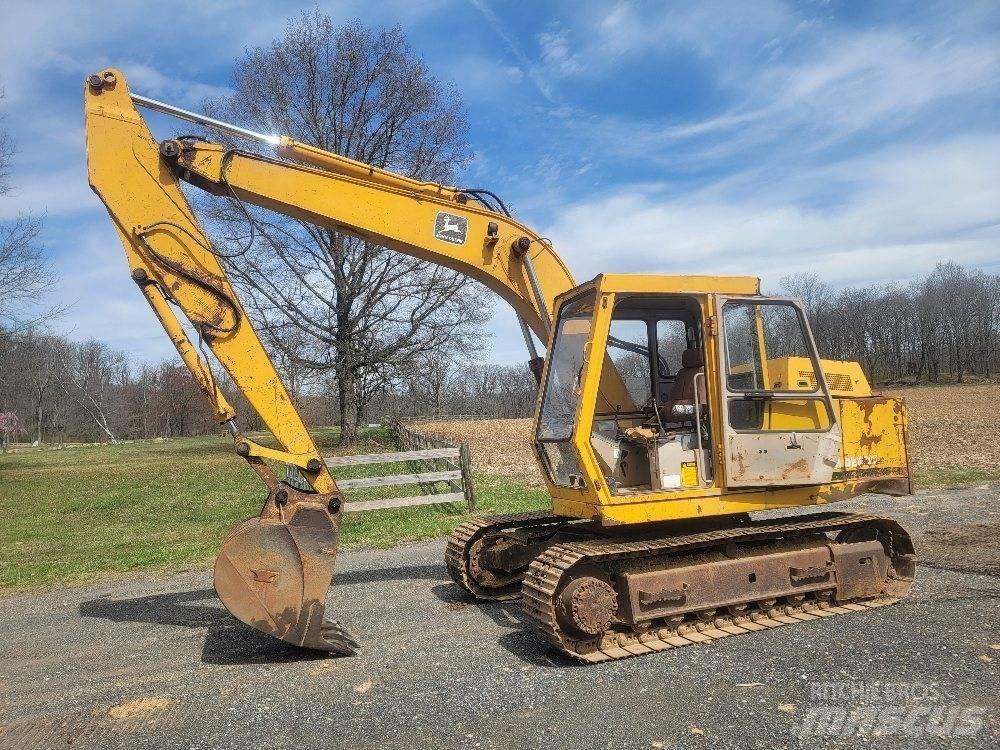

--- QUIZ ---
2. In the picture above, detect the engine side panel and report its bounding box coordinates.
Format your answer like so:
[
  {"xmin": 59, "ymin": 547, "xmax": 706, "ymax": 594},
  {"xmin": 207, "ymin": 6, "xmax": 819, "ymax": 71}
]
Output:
[{"xmin": 835, "ymin": 396, "xmax": 910, "ymax": 487}]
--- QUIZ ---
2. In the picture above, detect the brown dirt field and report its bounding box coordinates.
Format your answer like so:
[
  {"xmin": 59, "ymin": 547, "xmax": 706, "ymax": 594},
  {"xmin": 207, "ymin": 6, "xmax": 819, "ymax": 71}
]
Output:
[
  {"xmin": 412, "ymin": 418, "xmax": 543, "ymax": 485},
  {"xmin": 414, "ymin": 383, "xmax": 1000, "ymax": 485},
  {"xmin": 885, "ymin": 382, "xmax": 1000, "ymax": 474}
]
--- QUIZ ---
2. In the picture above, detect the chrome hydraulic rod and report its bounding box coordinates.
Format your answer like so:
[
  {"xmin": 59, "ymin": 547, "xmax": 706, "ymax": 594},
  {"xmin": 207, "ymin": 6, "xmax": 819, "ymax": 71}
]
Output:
[
  {"xmin": 518, "ymin": 315, "xmax": 540, "ymax": 360},
  {"xmin": 130, "ymin": 93, "xmax": 280, "ymax": 145}
]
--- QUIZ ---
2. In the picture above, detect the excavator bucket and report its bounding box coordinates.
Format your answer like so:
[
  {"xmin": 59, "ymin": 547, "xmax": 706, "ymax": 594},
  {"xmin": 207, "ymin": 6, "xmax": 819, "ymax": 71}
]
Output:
[{"xmin": 213, "ymin": 486, "xmax": 358, "ymax": 655}]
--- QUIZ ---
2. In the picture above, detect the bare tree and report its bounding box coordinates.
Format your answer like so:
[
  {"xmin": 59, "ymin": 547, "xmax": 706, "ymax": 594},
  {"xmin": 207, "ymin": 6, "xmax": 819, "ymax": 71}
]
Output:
[
  {"xmin": 59, "ymin": 341, "xmax": 127, "ymax": 443},
  {"xmin": 0, "ymin": 89, "xmax": 11, "ymax": 195},
  {"xmin": 203, "ymin": 14, "xmax": 487, "ymax": 443},
  {"xmin": 0, "ymin": 85, "xmax": 48, "ymax": 329},
  {"xmin": 15, "ymin": 331, "xmax": 66, "ymax": 444},
  {"xmin": 405, "ymin": 343, "xmax": 462, "ymax": 418},
  {"xmin": 779, "ymin": 272, "xmax": 832, "ymax": 323},
  {"xmin": 0, "ymin": 411, "xmax": 23, "ymax": 452}
]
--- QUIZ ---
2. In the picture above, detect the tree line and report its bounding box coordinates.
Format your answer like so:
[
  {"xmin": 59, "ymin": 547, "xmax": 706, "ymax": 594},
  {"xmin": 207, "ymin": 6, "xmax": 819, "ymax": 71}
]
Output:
[
  {"xmin": 3, "ymin": 259, "xmax": 998, "ymax": 447},
  {"xmin": 780, "ymin": 262, "xmax": 1000, "ymax": 384},
  {"xmin": 0, "ymin": 334, "xmax": 218, "ymax": 446},
  {"xmin": 0, "ymin": 326, "xmax": 537, "ymax": 447}
]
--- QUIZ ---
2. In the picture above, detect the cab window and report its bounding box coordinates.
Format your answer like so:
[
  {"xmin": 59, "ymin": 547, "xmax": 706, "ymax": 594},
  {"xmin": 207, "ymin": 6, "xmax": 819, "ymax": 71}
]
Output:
[{"xmin": 722, "ymin": 301, "xmax": 831, "ymax": 432}]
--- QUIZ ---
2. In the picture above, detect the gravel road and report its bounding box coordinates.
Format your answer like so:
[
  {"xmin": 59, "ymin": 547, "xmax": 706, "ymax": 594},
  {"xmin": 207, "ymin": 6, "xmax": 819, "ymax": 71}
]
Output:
[{"xmin": 0, "ymin": 486, "xmax": 996, "ymax": 750}]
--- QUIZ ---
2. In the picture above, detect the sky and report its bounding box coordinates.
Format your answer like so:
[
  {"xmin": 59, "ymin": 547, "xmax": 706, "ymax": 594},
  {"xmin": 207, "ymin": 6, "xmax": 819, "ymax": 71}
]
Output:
[{"xmin": 1, "ymin": 0, "xmax": 998, "ymax": 366}]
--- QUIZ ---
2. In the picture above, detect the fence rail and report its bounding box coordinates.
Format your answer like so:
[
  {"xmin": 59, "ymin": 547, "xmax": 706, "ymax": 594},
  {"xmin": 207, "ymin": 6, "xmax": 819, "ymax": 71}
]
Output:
[
  {"xmin": 284, "ymin": 420, "xmax": 475, "ymax": 513},
  {"xmin": 323, "ymin": 447, "xmax": 458, "ymax": 467},
  {"xmin": 395, "ymin": 420, "xmax": 476, "ymax": 512},
  {"xmin": 336, "ymin": 469, "xmax": 463, "ymax": 491}
]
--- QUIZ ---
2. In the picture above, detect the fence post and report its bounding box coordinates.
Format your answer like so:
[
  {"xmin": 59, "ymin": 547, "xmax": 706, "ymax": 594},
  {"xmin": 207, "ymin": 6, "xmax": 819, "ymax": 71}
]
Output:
[{"xmin": 460, "ymin": 441, "xmax": 475, "ymax": 512}]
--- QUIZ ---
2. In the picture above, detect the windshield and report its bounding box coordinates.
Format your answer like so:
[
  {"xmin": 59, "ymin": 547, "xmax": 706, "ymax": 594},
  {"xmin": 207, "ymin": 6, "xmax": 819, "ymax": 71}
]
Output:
[
  {"xmin": 537, "ymin": 292, "xmax": 595, "ymax": 440},
  {"xmin": 535, "ymin": 292, "xmax": 595, "ymax": 488}
]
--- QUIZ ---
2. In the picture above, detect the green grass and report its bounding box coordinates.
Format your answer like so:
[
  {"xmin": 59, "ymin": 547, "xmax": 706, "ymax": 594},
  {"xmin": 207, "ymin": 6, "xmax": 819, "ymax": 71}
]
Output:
[
  {"xmin": 913, "ymin": 468, "xmax": 1000, "ymax": 489},
  {"xmin": 0, "ymin": 429, "xmax": 548, "ymax": 593}
]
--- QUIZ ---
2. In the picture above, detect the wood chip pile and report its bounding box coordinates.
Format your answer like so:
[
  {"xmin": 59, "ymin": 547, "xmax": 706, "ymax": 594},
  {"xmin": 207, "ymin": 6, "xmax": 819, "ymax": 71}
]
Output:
[{"xmin": 411, "ymin": 418, "xmax": 543, "ymax": 485}]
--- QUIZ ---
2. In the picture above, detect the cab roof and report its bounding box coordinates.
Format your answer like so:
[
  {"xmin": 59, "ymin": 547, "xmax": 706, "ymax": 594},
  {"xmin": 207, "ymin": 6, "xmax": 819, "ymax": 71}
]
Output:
[{"xmin": 590, "ymin": 273, "xmax": 761, "ymax": 296}]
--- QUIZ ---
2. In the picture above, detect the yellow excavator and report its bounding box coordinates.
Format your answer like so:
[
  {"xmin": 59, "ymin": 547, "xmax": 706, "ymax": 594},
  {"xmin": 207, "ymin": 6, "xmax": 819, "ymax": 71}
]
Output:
[{"xmin": 85, "ymin": 69, "xmax": 915, "ymax": 662}]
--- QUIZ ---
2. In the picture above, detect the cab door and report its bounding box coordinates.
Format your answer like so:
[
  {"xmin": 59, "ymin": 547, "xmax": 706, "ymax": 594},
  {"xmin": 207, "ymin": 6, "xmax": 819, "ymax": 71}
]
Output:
[{"xmin": 716, "ymin": 297, "xmax": 841, "ymax": 487}]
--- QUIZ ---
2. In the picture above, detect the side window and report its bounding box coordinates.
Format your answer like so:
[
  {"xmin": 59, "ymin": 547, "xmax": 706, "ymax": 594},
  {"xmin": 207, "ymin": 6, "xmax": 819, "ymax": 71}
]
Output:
[
  {"xmin": 655, "ymin": 319, "xmax": 687, "ymax": 375},
  {"xmin": 606, "ymin": 319, "xmax": 651, "ymax": 406},
  {"xmin": 722, "ymin": 301, "xmax": 831, "ymax": 432},
  {"xmin": 723, "ymin": 302, "xmax": 817, "ymax": 392}
]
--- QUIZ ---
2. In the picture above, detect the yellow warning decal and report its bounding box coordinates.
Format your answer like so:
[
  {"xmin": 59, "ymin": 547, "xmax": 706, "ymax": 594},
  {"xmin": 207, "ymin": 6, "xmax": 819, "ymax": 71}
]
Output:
[{"xmin": 681, "ymin": 461, "xmax": 698, "ymax": 487}]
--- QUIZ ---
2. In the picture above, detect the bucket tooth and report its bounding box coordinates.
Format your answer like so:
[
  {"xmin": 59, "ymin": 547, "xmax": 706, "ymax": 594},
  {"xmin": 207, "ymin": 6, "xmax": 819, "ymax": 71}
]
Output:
[{"xmin": 319, "ymin": 619, "xmax": 361, "ymax": 655}]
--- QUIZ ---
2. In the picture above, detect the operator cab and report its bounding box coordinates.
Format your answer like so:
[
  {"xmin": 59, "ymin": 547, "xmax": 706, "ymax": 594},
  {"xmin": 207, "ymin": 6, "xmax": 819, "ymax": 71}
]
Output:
[
  {"xmin": 534, "ymin": 276, "xmax": 843, "ymax": 500},
  {"xmin": 533, "ymin": 287, "xmax": 715, "ymax": 496},
  {"xmin": 589, "ymin": 294, "xmax": 712, "ymax": 494}
]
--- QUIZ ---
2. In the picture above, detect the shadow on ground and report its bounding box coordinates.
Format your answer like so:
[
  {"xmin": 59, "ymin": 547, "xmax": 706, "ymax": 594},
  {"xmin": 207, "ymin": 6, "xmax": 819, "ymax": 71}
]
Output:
[
  {"xmin": 78, "ymin": 588, "xmax": 324, "ymax": 665},
  {"xmin": 77, "ymin": 562, "xmax": 583, "ymax": 668},
  {"xmin": 78, "ymin": 563, "xmax": 450, "ymax": 666},
  {"xmin": 430, "ymin": 582, "xmax": 581, "ymax": 668}
]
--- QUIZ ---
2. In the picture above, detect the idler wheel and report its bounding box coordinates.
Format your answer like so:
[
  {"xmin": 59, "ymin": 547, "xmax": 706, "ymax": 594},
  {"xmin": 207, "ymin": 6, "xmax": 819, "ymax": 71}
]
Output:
[{"xmin": 556, "ymin": 575, "xmax": 618, "ymax": 637}]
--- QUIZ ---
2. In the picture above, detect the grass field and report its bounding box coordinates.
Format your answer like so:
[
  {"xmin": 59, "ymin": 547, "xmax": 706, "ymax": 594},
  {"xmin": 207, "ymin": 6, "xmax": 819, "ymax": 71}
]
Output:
[{"xmin": 0, "ymin": 428, "xmax": 547, "ymax": 593}]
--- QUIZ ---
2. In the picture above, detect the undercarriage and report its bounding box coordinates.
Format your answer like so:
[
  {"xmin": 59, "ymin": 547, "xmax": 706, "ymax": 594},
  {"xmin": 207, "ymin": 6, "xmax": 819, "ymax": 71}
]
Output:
[{"xmin": 446, "ymin": 511, "xmax": 915, "ymax": 662}]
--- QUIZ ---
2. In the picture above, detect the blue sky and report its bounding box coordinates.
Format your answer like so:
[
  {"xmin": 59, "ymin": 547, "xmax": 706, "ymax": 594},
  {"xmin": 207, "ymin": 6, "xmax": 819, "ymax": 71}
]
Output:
[{"xmin": 1, "ymin": 0, "xmax": 998, "ymax": 365}]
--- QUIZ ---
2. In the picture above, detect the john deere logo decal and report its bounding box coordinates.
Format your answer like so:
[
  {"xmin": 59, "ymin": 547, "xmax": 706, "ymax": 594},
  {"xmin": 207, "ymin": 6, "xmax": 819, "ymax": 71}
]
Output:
[{"xmin": 434, "ymin": 212, "xmax": 467, "ymax": 245}]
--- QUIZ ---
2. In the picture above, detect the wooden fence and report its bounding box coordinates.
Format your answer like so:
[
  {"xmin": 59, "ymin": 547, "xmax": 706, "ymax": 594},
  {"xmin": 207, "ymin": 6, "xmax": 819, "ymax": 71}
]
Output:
[{"xmin": 285, "ymin": 421, "xmax": 474, "ymax": 513}]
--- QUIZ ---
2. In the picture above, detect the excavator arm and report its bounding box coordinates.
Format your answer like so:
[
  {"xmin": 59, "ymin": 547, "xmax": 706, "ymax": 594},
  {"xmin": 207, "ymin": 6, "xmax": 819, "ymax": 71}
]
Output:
[
  {"xmin": 84, "ymin": 68, "xmax": 575, "ymax": 653},
  {"xmin": 169, "ymin": 133, "xmax": 575, "ymax": 342}
]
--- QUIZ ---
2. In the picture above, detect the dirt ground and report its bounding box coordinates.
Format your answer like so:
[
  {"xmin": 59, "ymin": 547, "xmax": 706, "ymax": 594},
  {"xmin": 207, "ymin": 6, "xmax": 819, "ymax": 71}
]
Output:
[
  {"xmin": 416, "ymin": 383, "xmax": 1000, "ymax": 485},
  {"xmin": 887, "ymin": 383, "xmax": 1000, "ymax": 474}
]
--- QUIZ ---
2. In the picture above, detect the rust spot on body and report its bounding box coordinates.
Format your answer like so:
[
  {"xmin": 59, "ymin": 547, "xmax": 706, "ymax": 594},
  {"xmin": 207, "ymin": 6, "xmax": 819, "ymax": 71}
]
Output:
[
  {"xmin": 781, "ymin": 458, "xmax": 810, "ymax": 479},
  {"xmin": 731, "ymin": 448, "xmax": 749, "ymax": 479},
  {"xmin": 858, "ymin": 431, "xmax": 883, "ymax": 449}
]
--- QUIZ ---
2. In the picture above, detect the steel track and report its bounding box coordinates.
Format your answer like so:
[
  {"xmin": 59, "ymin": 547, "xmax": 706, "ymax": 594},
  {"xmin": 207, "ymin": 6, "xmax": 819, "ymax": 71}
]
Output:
[
  {"xmin": 520, "ymin": 512, "xmax": 914, "ymax": 662},
  {"xmin": 447, "ymin": 511, "xmax": 914, "ymax": 663}
]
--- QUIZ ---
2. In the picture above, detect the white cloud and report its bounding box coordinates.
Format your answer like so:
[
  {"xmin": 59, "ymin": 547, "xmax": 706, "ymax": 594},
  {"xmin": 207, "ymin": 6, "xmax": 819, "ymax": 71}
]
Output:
[
  {"xmin": 447, "ymin": 56, "xmax": 525, "ymax": 101},
  {"xmin": 472, "ymin": 2, "xmax": 1000, "ymax": 192},
  {"xmin": 0, "ymin": 166, "xmax": 100, "ymax": 220},
  {"xmin": 596, "ymin": 0, "xmax": 793, "ymax": 60},
  {"xmin": 467, "ymin": 0, "xmax": 559, "ymax": 102},
  {"xmin": 537, "ymin": 28, "xmax": 582, "ymax": 77},
  {"xmin": 542, "ymin": 134, "xmax": 1000, "ymax": 289},
  {"xmin": 760, "ymin": 31, "xmax": 1000, "ymax": 134},
  {"xmin": 118, "ymin": 63, "xmax": 233, "ymax": 108},
  {"xmin": 549, "ymin": 26, "xmax": 999, "ymax": 176}
]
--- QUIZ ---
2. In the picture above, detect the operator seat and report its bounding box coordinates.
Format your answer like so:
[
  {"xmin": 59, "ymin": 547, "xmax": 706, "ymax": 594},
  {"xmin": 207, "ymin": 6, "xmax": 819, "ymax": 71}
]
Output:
[{"xmin": 661, "ymin": 348, "xmax": 707, "ymax": 422}]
